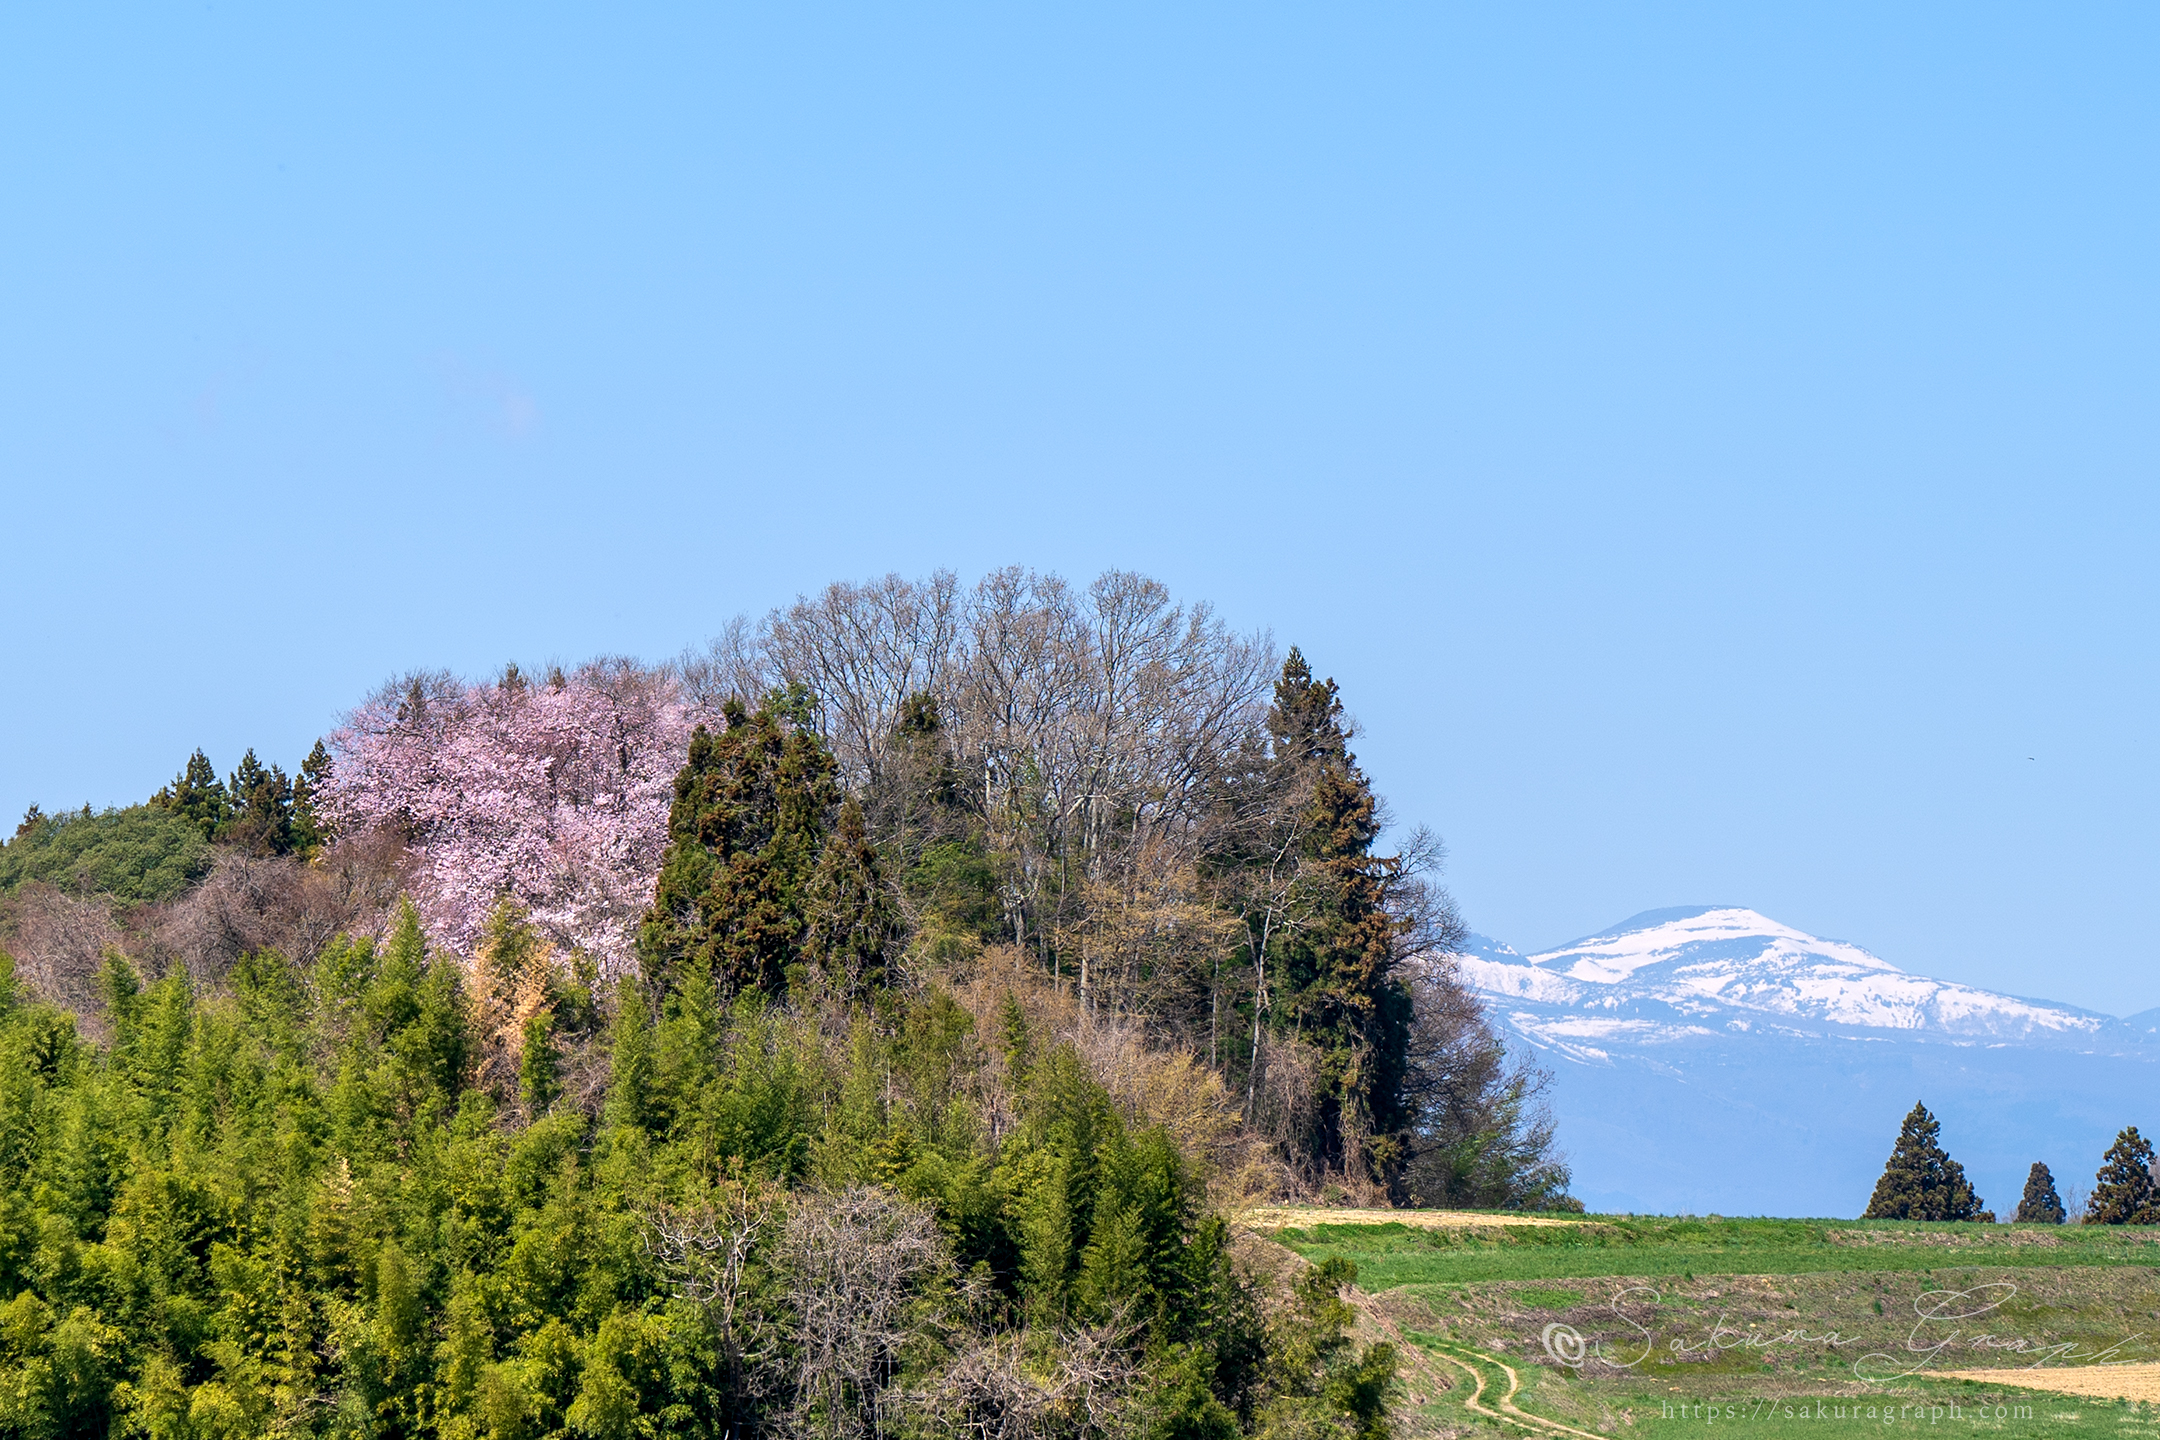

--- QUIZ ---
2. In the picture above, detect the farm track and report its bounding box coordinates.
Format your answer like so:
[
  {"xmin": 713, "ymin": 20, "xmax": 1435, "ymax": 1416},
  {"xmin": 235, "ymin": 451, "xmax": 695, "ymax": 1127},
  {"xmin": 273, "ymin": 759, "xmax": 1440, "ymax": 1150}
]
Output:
[
  {"xmin": 1936, "ymin": 1364, "xmax": 2160, "ymax": 1405},
  {"xmin": 1333, "ymin": 1263, "xmax": 1605, "ymax": 1438},
  {"xmin": 1412, "ymin": 1334, "xmax": 1615, "ymax": 1440}
]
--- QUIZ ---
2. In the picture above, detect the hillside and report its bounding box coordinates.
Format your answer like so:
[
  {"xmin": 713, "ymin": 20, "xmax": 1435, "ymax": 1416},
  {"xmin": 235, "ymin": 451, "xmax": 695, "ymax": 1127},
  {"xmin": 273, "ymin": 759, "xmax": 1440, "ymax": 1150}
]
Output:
[
  {"xmin": 1260, "ymin": 1212, "xmax": 2160, "ymax": 1439},
  {"xmin": 0, "ymin": 568, "xmax": 1578, "ymax": 1440}
]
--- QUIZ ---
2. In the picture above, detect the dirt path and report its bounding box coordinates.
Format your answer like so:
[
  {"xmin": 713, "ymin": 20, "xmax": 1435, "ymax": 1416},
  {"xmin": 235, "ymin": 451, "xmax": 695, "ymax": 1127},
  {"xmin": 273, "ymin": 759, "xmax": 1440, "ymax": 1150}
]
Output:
[
  {"xmin": 1936, "ymin": 1364, "xmax": 2160, "ymax": 1404},
  {"xmin": 1243, "ymin": 1207, "xmax": 1598, "ymax": 1434},
  {"xmin": 1328, "ymin": 1255, "xmax": 1607, "ymax": 1439},
  {"xmin": 1418, "ymin": 1337, "xmax": 1610, "ymax": 1439}
]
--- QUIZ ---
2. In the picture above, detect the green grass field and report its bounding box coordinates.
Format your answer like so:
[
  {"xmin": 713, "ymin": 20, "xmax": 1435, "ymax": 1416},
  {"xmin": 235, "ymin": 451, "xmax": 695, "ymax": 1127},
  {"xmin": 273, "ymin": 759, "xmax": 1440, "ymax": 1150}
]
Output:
[
  {"xmin": 1261, "ymin": 1216, "xmax": 2160, "ymax": 1440},
  {"xmin": 1272, "ymin": 1216, "xmax": 2160, "ymax": 1288}
]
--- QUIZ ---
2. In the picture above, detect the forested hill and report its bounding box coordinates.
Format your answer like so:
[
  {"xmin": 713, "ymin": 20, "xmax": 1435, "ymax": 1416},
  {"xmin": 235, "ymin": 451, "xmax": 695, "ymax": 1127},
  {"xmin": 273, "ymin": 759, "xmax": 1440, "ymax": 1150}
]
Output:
[{"xmin": 0, "ymin": 568, "xmax": 1573, "ymax": 1440}]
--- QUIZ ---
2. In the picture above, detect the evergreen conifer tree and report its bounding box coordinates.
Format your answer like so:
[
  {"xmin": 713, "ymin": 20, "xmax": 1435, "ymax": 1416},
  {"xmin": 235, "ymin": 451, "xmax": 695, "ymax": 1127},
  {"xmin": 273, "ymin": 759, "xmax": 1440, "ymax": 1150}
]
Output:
[
  {"xmin": 1255, "ymin": 650, "xmax": 1415, "ymax": 1181},
  {"xmin": 2084, "ymin": 1126, "xmax": 2160, "ymax": 1224},
  {"xmin": 152, "ymin": 749, "xmax": 229, "ymax": 840},
  {"xmin": 638, "ymin": 695, "xmax": 842, "ymax": 998},
  {"xmin": 1863, "ymin": 1101, "xmax": 1987, "ymax": 1221},
  {"xmin": 224, "ymin": 748, "xmax": 296, "ymax": 855},
  {"xmin": 2014, "ymin": 1161, "xmax": 2066, "ymax": 1224},
  {"xmin": 802, "ymin": 796, "xmax": 898, "ymax": 997},
  {"xmin": 290, "ymin": 740, "xmax": 333, "ymax": 858}
]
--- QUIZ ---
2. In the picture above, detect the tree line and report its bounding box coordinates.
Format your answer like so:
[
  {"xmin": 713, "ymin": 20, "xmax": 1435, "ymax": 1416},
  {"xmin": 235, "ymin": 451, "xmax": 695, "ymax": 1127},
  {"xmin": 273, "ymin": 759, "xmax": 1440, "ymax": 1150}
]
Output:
[
  {"xmin": 1862, "ymin": 1101, "xmax": 2159, "ymax": 1224},
  {"xmin": 312, "ymin": 569, "xmax": 1571, "ymax": 1209},
  {"xmin": 0, "ymin": 567, "xmax": 1577, "ymax": 1440},
  {"xmin": 3, "ymin": 743, "xmax": 331, "ymax": 904}
]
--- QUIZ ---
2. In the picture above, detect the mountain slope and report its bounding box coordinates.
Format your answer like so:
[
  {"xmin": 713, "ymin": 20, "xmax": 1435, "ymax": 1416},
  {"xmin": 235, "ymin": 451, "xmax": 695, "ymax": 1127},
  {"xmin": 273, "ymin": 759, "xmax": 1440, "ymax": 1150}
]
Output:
[{"xmin": 1455, "ymin": 908, "xmax": 2158, "ymax": 1217}]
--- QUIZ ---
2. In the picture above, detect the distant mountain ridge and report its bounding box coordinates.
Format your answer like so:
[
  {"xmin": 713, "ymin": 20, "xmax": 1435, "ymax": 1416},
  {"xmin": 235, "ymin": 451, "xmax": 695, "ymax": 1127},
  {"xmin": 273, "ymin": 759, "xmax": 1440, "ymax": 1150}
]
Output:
[
  {"xmin": 1458, "ymin": 905, "xmax": 2149, "ymax": 1058},
  {"xmin": 1451, "ymin": 906, "xmax": 2158, "ymax": 1217}
]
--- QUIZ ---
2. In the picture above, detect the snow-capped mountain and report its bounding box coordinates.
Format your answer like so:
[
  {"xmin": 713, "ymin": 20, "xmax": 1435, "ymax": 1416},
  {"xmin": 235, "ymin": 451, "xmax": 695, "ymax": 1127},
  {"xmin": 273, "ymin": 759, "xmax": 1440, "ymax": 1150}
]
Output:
[
  {"xmin": 1452, "ymin": 907, "xmax": 2158, "ymax": 1218},
  {"xmin": 1457, "ymin": 905, "xmax": 2142, "ymax": 1061}
]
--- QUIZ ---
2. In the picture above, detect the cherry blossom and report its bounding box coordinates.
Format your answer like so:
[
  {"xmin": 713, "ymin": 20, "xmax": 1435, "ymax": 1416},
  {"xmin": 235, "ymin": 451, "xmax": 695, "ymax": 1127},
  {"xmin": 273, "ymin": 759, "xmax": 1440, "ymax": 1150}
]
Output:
[{"xmin": 319, "ymin": 661, "xmax": 710, "ymax": 972}]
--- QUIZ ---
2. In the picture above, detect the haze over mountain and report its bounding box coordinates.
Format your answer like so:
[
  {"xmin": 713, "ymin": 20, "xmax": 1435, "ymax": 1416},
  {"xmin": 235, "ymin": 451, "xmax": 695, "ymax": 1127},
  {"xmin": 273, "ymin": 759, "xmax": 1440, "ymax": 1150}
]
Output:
[{"xmin": 1456, "ymin": 907, "xmax": 2159, "ymax": 1218}]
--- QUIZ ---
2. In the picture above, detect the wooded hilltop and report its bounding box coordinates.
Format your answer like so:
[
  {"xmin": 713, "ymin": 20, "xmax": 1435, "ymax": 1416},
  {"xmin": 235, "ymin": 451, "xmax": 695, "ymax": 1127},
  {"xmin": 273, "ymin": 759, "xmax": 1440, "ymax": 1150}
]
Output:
[{"xmin": 0, "ymin": 568, "xmax": 1573, "ymax": 1440}]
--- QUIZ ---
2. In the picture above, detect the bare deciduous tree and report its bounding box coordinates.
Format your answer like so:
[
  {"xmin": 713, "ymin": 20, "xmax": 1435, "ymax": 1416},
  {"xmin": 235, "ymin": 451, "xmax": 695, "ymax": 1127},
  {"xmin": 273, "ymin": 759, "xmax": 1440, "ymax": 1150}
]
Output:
[
  {"xmin": 145, "ymin": 834, "xmax": 405, "ymax": 985},
  {"xmin": 921, "ymin": 1314, "xmax": 1141, "ymax": 1440},
  {"xmin": 2, "ymin": 882, "xmax": 123, "ymax": 1021},
  {"xmin": 709, "ymin": 567, "xmax": 1276, "ymax": 1014},
  {"xmin": 646, "ymin": 1187, "xmax": 775, "ymax": 1313},
  {"xmin": 776, "ymin": 1186, "xmax": 952, "ymax": 1440},
  {"xmin": 1397, "ymin": 949, "xmax": 1571, "ymax": 1210},
  {"xmin": 764, "ymin": 572, "xmax": 965, "ymax": 792},
  {"xmin": 679, "ymin": 613, "xmax": 775, "ymax": 713},
  {"xmin": 645, "ymin": 1184, "xmax": 785, "ymax": 1421}
]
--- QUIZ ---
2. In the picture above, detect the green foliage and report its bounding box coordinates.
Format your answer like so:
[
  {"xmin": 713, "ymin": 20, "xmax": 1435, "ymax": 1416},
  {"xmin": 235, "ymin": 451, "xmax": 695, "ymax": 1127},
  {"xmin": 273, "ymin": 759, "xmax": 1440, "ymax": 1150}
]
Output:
[
  {"xmin": 0, "ymin": 803, "xmax": 213, "ymax": 904},
  {"xmin": 640, "ymin": 699, "xmax": 844, "ymax": 999},
  {"xmin": 223, "ymin": 747, "xmax": 298, "ymax": 857},
  {"xmin": 1271, "ymin": 1212, "xmax": 2160, "ymax": 1290},
  {"xmin": 151, "ymin": 748, "xmax": 230, "ymax": 840},
  {"xmin": 903, "ymin": 838, "xmax": 1002, "ymax": 958},
  {"xmin": 1398, "ymin": 1014, "xmax": 1576, "ymax": 1215},
  {"xmin": 292, "ymin": 739, "xmax": 334, "ymax": 859},
  {"xmin": 1236, "ymin": 650, "xmax": 1417, "ymax": 1182},
  {"xmin": 600, "ymin": 979, "xmax": 655, "ymax": 1140},
  {"xmin": 133, "ymin": 740, "xmax": 325, "ymax": 861},
  {"xmin": 1252, "ymin": 1257, "xmax": 1395, "ymax": 1440},
  {"xmin": 1862, "ymin": 1102, "xmax": 1987, "ymax": 1222},
  {"xmin": 2084, "ymin": 1125, "xmax": 2160, "ymax": 1225},
  {"xmin": 2015, "ymin": 1160, "xmax": 2066, "ymax": 1224},
  {"xmin": 801, "ymin": 797, "xmax": 899, "ymax": 998},
  {"xmin": 0, "ymin": 902, "xmax": 1388, "ymax": 1440},
  {"xmin": 520, "ymin": 1007, "xmax": 561, "ymax": 1113},
  {"xmin": 0, "ymin": 613, "xmax": 1581, "ymax": 1437},
  {"xmin": 6, "ymin": 742, "xmax": 331, "ymax": 907},
  {"xmin": 869, "ymin": 693, "xmax": 1000, "ymax": 956},
  {"xmin": 0, "ymin": 657, "xmax": 1402, "ymax": 1437}
]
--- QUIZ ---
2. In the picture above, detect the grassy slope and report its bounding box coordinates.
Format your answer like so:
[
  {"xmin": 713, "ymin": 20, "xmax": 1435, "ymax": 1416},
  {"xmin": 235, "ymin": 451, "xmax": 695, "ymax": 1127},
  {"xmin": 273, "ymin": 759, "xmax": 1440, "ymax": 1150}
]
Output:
[
  {"xmin": 1265, "ymin": 1217, "xmax": 2160, "ymax": 1440},
  {"xmin": 1273, "ymin": 1216, "xmax": 2160, "ymax": 1288}
]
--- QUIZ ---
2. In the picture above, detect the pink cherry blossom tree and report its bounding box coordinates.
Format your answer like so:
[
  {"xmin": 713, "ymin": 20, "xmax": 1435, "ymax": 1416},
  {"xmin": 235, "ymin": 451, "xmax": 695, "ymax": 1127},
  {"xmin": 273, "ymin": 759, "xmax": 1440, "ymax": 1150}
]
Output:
[{"xmin": 318, "ymin": 659, "xmax": 712, "ymax": 973}]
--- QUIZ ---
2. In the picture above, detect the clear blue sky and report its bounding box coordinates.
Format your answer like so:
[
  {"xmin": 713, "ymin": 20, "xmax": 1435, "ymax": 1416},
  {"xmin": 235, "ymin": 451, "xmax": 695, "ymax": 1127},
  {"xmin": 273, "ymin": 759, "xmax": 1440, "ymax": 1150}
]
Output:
[{"xmin": 5, "ymin": 5, "xmax": 2155, "ymax": 1015}]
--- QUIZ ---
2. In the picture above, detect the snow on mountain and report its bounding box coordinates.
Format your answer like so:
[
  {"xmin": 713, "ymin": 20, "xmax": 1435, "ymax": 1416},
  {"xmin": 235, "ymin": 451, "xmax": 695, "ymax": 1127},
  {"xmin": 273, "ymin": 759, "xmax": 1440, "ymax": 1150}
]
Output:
[
  {"xmin": 1462, "ymin": 905, "xmax": 2126, "ymax": 1048},
  {"xmin": 1447, "ymin": 907, "xmax": 2158, "ymax": 1217},
  {"xmin": 1454, "ymin": 934, "xmax": 1588, "ymax": 1005}
]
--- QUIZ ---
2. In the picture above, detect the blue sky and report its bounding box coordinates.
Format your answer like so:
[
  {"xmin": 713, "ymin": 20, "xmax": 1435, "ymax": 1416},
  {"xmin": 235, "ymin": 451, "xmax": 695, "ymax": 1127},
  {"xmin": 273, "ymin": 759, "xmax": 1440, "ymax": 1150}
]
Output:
[{"xmin": 4, "ymin": 5, "xmax": 2155, "ymax": 1014}]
